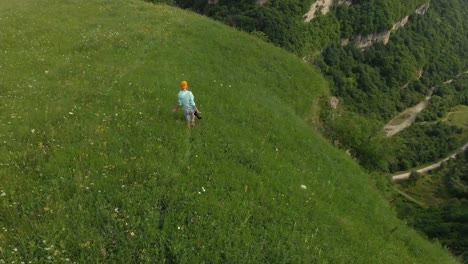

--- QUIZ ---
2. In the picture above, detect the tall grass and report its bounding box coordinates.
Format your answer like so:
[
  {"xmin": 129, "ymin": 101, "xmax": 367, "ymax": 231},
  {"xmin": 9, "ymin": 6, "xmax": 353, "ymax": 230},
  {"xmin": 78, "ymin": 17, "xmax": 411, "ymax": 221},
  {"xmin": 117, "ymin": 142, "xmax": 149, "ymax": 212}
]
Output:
[{"xmin": 0, "ymin": 0, "xmax": 459, "ymax": 263}]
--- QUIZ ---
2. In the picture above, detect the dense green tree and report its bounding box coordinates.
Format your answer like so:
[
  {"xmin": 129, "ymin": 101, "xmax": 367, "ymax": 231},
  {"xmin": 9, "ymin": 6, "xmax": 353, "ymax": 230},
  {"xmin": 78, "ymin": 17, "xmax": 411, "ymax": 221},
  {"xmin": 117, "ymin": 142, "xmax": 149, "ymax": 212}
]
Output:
[{"xmin": 320, "ymin": 107, "xmax": 394, "ymax": 171}]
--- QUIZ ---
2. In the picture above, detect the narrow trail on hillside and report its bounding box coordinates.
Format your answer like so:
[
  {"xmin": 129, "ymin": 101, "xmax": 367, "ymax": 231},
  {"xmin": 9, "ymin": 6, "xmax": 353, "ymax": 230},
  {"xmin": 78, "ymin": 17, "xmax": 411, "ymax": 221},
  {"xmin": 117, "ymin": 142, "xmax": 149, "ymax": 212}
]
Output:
[
  {"xmin": 181, "ymin": 129, "xmax": 194, "ymax": 170},
  {"xmin": 392, "ymin": 142, "xmax": 468, "ymax": 181}
]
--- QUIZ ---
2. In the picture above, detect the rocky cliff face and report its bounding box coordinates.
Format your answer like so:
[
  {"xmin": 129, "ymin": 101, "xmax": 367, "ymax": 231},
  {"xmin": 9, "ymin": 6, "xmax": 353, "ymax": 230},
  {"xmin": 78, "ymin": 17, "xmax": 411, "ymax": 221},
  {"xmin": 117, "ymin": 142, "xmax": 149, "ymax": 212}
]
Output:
[
  {"xmin": 208, "ymin": 0, "xmax": 267, "ymax": 5},
  {"xmin": 350, "ymin": 31, "xmax": 392, "ymax": 49},
  {"xmin": 415, "ymin": 2, "xmax": 430, "ymax": 14},
  {"xmin": 344, "ymin": 2, "xmax": 429, "ymax": 49},
  {"xmin": 304, "ymin": 0, "xmax": 352, "ymax": 22},
  {"xmin": 348, "ymin": 15, "xmax": 409, "ymax": 48}
]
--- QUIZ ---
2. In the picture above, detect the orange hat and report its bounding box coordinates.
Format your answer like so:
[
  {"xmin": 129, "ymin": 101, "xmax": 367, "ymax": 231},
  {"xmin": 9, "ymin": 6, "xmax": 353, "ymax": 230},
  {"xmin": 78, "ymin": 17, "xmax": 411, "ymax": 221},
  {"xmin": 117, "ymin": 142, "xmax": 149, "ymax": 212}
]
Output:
[{"xmin": 180, "ymin": 80, "xmax": 188, "ymax": 89}]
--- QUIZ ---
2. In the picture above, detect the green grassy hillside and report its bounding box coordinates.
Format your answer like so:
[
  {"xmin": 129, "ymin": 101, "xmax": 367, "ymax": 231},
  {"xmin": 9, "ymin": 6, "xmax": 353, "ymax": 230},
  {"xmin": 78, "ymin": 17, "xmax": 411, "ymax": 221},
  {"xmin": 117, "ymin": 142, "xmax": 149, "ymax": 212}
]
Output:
[{"xmin": 0, "ymin": 0, "xmax": 459, "ymax": 262}]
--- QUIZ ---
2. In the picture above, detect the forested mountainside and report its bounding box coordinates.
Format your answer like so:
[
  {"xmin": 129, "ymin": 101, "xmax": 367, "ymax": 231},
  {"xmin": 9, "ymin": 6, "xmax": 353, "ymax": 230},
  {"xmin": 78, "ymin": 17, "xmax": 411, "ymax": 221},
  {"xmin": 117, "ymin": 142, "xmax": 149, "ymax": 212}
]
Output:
[{"xmin": 169, "ymin": 0, "xmax": 427, "ymax": 55}]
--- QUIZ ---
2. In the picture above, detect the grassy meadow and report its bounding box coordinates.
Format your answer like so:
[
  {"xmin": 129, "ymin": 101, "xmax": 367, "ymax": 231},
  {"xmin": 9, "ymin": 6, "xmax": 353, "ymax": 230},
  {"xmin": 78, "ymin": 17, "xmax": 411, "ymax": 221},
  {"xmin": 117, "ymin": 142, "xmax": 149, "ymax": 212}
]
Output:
[
  {"xmin": 444, "ymin": 105, "xmax": 468, "ymax": 136},
  {"xmin": 0, "ymin": 0, "xmax": 460, "ymax": 263}
]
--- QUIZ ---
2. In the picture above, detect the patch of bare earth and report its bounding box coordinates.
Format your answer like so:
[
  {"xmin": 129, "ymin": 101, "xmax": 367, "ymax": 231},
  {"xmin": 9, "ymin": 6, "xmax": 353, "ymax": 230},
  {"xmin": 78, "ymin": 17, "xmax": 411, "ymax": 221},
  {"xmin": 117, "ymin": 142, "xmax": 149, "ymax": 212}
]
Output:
[{"xmin": 384, "ymin": 96, "xmax": 431, "ymax": 137}]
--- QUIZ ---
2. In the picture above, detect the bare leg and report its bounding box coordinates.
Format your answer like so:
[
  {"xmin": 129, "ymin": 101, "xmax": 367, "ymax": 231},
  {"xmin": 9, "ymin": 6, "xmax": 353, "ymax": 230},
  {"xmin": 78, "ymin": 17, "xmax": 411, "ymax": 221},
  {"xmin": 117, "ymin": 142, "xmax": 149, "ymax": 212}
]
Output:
[{"xmin": 190, "ymin": 113, "xmax": 196, "ymax": 127}]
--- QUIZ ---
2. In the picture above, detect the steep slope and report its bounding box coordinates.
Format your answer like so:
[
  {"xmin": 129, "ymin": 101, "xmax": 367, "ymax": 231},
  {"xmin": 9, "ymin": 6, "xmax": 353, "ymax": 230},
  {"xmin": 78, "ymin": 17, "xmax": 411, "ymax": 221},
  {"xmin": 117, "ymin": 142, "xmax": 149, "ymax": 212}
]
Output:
[{"xmin": 0, "ymin": 0, "xmax": 458, "ymax": 263}]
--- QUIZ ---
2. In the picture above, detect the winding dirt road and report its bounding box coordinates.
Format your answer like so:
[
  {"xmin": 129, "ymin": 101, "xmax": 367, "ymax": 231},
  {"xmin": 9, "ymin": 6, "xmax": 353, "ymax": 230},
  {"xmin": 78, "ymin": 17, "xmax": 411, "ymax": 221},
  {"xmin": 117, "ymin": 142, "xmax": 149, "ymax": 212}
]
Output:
[{"xmin": 392, "ymin": 142, "xmax": 468, "ymax": 181}]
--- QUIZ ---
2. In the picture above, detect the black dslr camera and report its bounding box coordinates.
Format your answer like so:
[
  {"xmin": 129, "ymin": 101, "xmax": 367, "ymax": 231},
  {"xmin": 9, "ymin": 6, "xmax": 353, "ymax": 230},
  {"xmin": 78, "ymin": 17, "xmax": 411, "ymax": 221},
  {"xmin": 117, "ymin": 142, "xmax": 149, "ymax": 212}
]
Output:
[{"xmin": 194, "ymin": 110, "xmax": 202, "ymax": 119}]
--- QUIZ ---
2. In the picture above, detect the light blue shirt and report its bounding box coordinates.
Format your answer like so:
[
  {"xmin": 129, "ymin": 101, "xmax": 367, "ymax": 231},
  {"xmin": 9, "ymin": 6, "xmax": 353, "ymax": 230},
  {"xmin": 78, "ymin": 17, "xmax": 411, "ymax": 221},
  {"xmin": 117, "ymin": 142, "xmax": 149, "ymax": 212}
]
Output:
[{"xmin": 178, "ymin": 90, "xmax": 196, "ymax": 111}]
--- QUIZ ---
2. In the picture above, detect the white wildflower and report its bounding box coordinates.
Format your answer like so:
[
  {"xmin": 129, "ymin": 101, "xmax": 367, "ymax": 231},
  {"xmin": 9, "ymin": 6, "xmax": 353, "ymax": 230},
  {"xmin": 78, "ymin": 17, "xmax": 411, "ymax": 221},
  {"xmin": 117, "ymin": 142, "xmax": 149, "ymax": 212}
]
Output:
[{"xmin": 300, "ymin": 185, "xmax": 307, "ymax": 190}]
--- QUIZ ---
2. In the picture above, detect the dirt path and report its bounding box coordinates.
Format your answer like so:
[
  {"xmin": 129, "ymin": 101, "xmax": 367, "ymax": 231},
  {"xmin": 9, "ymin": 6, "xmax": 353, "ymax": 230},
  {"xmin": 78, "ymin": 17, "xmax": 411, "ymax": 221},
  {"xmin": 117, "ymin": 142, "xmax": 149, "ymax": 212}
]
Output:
[
  {"xmin": 394, "ymin": 189, "xmax": 427, "ymax": 207},
  {"xmin": 383, "ymin": 89, "xmax": 433, "ymax": 137},
  {"xmin": 392, "ymin": 142, "xmax": 468, "ymax": 181}
]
